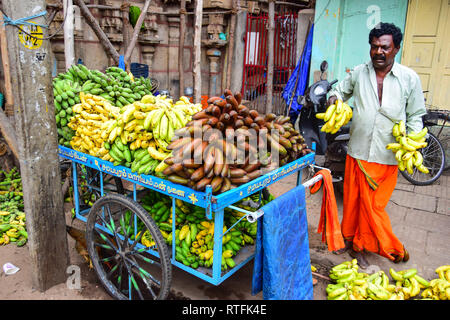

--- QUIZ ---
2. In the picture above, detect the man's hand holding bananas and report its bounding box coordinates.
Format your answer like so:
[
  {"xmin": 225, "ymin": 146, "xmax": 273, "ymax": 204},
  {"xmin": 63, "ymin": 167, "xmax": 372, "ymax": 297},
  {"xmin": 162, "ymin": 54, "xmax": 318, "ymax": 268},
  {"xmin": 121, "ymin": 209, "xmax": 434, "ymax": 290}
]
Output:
[
  {"xmin": 316, "ymin": 99, "xmax": 353, "ymax": 134},
  {"xmin": 386, "ymin": 120, "xmax": 429, "ymax": 174}
]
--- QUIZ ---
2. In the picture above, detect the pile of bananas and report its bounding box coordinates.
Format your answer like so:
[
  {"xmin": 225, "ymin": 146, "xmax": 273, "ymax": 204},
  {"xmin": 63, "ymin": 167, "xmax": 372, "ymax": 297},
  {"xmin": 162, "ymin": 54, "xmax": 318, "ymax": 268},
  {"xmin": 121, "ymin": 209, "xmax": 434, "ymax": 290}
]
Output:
[
  {"xmin": 326, "ymin": 260, "xmax": 450, "ymax": 300},
  {"xmin": 162, "ymin": 89, "xmax": 310, "ymax": 193},
  {"xmin": 54, "ymin": 64, "xmax": 153, "ymax": 107},
  {"xmin": 387, "ymin": 120, "xmax": 429, "ymax": 174},
  {"xmin": 53, "ymin": 78, "xmax": 79, "ymax": 147},
  {"xmin": 68, "ymin": 92, "xmax": 121, "ymax": 158},
  {"xmin": 53, "ymin": 64, "xmax": 153, "ymax": 146},
  {"xmin": 115, "ymin": 94, "xmax": 202, "ymax": 161},
  {"xmin": 388, "ymin": 268, "xmax": 429, "ymax": 299},
  {"xmin": 136, "ymin": 190, "xmax": 266, "ymax": 271},
  {"xmin": 316, "ymin": 99, "xmax": 353, "ymax": 134},
  {"xmin": 0, "ymin": 168, "xmax": 27, "ymax": 247},
  {"xmin": 421, "ymin": 265, "xmax": 450, "ymax": 300}
]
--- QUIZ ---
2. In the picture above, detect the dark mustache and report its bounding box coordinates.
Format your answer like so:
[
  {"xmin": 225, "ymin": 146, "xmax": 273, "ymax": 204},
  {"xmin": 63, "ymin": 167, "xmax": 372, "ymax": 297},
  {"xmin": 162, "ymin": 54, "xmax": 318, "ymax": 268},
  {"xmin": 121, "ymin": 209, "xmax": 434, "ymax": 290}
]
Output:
[{"xmin": 373, "ymin": 56, "xmax": 385, "ymax": 60}]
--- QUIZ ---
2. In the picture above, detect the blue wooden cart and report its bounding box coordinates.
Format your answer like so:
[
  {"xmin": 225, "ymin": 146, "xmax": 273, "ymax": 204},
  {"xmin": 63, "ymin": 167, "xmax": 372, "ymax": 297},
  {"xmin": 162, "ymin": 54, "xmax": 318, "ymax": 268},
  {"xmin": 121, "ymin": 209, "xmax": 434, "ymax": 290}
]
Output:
[{"xmin": 59, "ymin": 144, "xmax": 317, "ymax": 300}]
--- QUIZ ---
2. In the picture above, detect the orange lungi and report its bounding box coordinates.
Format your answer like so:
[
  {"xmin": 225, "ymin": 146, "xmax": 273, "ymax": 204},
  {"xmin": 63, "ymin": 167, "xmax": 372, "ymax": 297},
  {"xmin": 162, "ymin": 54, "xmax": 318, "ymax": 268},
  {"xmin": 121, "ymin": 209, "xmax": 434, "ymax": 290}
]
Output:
[{"xmin": 342, "ymin": 155, "xmax": 405, "ymax": 261}]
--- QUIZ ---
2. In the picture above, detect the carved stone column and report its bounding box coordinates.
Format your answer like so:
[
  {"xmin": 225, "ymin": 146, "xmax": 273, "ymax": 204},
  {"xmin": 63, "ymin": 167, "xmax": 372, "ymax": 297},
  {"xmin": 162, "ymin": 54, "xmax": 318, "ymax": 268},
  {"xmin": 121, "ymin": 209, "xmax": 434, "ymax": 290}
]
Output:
[
  {"xmin": 202, "ymin": 13, "xmax": 227, "ymax": 97},
  {"xmin": 206, "ymin": 48, "xmax": 222, "ymax": 97},
  {"xmin": 137, "ymin": 11, "xmax": 160, "ymax": 76},
  {"xmin": 99, "ymin": 7, "xmax": 123, "ymax": 67}
]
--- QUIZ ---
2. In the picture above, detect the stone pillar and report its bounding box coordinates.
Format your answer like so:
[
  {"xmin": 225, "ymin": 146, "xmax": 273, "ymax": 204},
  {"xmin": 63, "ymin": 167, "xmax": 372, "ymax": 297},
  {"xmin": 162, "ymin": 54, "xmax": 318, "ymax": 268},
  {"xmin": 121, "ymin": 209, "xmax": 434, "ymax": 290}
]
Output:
[
  {"xmin": 206, "ymin": 48, "xmax": 221, "ymax": 97},
  {"xmin": 141, "ymin": 45, "xmax": 156, "ymax": 72},
  {"xmin": 168, "ymin": 16, "xmax": 181, "ymax": 97}
]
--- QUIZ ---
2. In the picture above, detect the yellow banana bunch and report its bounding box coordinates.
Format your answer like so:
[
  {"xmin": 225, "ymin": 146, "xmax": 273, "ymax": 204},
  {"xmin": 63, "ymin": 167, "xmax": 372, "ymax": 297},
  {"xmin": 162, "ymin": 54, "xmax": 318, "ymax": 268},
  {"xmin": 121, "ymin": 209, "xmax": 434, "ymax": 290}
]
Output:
[
  {"xmin": 387, "ymin": 121, "xmax": 429, "ymax": 174},
  {"xmin": 421, "ymin": 265, "xmax": 450, "ymax": 300},
  {"xmin": 326, "ymin": 261, "xmax": 446, "ymax": 300},
  {"xmin": 316, "ymin": 99, "xmax": 353, "ymax": 134},
  {"xmin": 68, "ymin": 92, "xmax": 120, "ymax": 157}
]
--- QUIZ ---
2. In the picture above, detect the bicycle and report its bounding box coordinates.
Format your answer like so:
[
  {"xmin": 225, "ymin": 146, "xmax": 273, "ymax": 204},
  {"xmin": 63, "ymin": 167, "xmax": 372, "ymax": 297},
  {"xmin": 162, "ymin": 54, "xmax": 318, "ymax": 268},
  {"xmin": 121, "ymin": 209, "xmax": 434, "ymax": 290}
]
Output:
[{"xmin": 400, "ymin": 108, "xmax": 449, "ymax": 186}]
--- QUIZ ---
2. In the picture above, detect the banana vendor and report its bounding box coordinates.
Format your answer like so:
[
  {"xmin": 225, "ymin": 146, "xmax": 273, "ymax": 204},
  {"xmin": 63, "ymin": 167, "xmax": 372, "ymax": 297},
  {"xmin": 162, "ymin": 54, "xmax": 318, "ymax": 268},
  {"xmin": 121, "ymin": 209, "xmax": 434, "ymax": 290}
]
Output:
[{"xmin": 326, "ymin": 23, "xmax": 427, "ymax": 268}]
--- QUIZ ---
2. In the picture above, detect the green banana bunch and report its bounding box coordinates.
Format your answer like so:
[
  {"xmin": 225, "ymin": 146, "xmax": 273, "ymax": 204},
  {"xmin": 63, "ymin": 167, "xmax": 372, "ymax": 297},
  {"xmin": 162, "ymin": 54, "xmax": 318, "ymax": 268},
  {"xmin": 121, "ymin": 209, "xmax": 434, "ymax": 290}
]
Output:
[
  {"xmin": 325, "ymin": 261, "xmax": 448, "ymax": 300},
  {"xmin": 386, "ymin": 121, "xmax": 429, "ymax": 174},
  {"xmin": 0, "ymin": 168, "xmax": 27, "ymax": 247},
  {"xmin": 316, "ymin": 99, "xmax": 353, "ymax": 134}
]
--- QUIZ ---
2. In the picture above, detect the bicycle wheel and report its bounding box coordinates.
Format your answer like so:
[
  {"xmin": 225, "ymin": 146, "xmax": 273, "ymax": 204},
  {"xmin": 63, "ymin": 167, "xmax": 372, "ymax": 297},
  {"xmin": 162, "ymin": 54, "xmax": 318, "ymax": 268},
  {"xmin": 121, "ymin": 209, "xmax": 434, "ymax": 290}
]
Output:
[
  {"xmin": 400, "ymin": 132, "xmax": 445, "ymax": 186},
  {"xmin": 86, "ymin": 194, "xmax": 172, "ymax": 300}
]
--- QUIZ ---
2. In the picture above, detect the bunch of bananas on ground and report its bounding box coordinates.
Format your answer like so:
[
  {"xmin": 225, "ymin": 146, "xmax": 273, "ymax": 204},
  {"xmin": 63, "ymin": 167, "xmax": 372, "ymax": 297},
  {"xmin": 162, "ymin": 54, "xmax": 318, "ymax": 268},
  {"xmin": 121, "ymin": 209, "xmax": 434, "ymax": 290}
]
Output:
[
  {"xmin": 387, "ymin": 120, "xmax": 429, "ymax": 174},
  {"xmin": 68, "ymin": 92, "xmax": 121, "ymax": 158},
  {"xmin": 0, "ymin": 168, "xmax": 27, "ymax": 247},
  {"xmin": 326, "ymin": 260, "xmax": 450, "ymax": 300},
  {"xmin": 316, "ymin": 99, "xmax": 352, "ymax": 134},
  {"xmin": 388, "ymin": 267, "xmax": 429, "ymax": 299},
  {"xmin": 421, "ymin": 265, "xmax": 450, "ymax": 300}
]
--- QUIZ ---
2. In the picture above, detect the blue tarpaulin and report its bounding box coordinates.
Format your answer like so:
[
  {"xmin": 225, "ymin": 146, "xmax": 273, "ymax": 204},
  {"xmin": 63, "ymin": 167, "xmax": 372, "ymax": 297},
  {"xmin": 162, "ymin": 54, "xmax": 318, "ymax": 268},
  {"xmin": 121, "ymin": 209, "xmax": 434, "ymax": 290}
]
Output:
[
  {"xmin": 282, "ymin": 24, "xmax": 314, "ymax": 118},
  {"xmin": 251, "ymin": 184, "xmax": 314, "ymax": 300},
  {"xmin": 118, "ymin": 55, "xmax": 126, "ymax": 71}
]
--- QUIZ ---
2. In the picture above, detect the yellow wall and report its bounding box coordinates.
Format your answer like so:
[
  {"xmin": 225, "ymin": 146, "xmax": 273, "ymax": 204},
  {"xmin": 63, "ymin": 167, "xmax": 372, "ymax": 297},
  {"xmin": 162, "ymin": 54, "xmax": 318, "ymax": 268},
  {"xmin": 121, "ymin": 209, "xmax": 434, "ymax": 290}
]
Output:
[{"xmin": 402, "ymin": 0, "xmax": 450, "ymax": 110}]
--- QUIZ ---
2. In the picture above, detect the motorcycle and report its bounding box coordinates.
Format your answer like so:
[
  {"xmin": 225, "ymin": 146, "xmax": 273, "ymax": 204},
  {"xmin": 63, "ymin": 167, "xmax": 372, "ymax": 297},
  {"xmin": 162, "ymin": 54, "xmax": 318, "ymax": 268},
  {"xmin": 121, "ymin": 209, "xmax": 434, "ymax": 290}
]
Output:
[{"xmin": 297, "ymin": 61, "xmax": 351, "ymax": 188}]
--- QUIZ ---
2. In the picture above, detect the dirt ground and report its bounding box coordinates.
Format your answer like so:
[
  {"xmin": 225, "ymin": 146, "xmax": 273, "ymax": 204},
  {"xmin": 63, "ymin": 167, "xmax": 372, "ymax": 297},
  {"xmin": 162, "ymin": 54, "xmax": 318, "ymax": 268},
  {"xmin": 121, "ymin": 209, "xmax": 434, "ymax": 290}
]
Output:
[{"xmin": 0, "ymin": 174, "xmax": 332, "ymax": 301}]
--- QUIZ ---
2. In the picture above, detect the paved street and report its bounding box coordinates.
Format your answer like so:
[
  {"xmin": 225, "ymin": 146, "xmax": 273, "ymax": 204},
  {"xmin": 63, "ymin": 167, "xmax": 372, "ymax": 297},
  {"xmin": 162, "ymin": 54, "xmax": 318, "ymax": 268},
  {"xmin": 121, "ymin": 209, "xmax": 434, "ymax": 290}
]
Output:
[{"xmin": 0, "ymin": 158, "xmax": 448, "ymax": 300}]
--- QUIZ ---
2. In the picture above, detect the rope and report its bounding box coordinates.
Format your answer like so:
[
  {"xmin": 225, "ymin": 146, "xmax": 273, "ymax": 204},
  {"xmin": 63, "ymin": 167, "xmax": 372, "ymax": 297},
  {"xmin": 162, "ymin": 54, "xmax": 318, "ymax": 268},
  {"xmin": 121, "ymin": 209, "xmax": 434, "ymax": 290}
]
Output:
[{"xmin": 3, "ymin": 11, "xmax": 49, "ymax": 28}]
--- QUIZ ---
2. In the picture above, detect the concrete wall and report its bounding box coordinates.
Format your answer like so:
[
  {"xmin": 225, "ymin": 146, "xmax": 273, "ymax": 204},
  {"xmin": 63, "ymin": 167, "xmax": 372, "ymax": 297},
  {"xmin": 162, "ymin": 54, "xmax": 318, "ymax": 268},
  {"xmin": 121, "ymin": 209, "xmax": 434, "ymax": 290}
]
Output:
[{"xmin": 310, "ymin": 0, "xmax": 408, "ymax": 85}]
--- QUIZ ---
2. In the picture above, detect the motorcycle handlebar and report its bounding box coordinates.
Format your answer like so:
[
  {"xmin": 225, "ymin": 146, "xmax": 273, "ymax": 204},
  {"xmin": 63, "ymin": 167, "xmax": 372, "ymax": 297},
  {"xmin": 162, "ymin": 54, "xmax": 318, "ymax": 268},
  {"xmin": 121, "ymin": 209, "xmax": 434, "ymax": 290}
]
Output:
[{"xmin": 329, "ymin": 79, "xmax": 338, "ymax": 86}]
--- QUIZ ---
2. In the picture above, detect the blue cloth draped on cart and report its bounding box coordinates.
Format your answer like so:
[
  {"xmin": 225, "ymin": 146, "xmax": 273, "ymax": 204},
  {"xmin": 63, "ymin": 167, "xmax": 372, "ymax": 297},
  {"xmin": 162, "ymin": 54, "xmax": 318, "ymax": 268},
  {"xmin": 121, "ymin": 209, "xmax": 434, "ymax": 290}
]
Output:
[
  {"xmin": 282, "ymin": 24, "xmax": 314, "ymax": 118},
  {"xmin": 251, "ymin": 184, "xmax": 313, "ymax": 300}
]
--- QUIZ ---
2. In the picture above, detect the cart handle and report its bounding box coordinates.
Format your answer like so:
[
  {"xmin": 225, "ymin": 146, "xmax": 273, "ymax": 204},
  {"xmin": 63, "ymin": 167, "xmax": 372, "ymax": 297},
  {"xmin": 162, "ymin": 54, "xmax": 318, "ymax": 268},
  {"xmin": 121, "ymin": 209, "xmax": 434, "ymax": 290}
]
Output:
[{"xmin": 246, "ymin": 173, "xmax": 325, "ymax": 223}]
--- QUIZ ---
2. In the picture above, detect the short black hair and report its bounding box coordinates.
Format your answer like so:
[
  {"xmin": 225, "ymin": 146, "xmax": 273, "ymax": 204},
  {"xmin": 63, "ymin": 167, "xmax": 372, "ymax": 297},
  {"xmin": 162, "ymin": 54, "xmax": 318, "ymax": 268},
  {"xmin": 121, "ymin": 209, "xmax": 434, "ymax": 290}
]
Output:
[{"xmin": 369, "ymin": 22, "xmax": 403, "ymax": 48}]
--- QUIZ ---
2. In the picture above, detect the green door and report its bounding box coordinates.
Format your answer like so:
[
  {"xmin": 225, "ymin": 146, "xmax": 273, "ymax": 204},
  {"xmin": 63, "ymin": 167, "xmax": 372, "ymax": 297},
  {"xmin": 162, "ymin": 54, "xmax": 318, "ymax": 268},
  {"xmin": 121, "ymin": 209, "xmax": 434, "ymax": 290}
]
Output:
[{"xmin": 310, "ymin": 0, "xmax": 408, "ymax": 86}]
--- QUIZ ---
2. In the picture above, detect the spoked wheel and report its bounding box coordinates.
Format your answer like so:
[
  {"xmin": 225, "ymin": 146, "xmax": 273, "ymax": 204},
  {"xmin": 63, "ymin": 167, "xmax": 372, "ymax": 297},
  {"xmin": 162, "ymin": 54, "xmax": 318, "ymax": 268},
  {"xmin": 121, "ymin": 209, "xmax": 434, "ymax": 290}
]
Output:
[
  {"xmin": 86, "ymin": 194, "xmax": 172, "ymax": 300},
  {"xmin": 76, "ymin": 165, "xmax": 125, "ymax": 210},
  {"xmin": 400, "ymin": 132, "xmax": 445, "ymax": 186}
]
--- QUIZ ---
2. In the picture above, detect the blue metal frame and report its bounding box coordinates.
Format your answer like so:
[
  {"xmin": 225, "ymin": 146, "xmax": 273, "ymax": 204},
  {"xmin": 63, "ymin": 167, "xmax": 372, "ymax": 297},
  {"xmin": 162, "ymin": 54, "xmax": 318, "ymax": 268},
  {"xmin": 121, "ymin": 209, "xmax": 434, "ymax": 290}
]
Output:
[{"xmin": 60, "ymin": 145, "xmax": 315, "ymax": 286}]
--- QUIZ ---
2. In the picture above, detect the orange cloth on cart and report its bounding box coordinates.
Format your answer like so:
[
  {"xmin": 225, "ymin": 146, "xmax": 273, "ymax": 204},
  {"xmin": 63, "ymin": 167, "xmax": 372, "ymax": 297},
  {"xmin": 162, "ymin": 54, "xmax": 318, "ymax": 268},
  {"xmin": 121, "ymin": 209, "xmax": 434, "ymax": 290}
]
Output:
[
  {"xmin": 342, "ymin": 155, "xmax": 405, "ymax": 261},
  {"xmin": 310, "ymin": 169, "xmax": 345, "ymax": 252}
]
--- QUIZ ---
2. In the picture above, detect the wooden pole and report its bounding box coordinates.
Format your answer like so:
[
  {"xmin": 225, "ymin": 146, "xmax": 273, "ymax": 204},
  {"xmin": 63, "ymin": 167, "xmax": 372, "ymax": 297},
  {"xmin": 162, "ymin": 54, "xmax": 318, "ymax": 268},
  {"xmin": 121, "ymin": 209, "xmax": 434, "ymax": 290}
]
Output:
[
  {"xmin": 121, "ymin": 1, "xmax": 131, "ymax": 69},
  {"xmin": 179, "ymin": 0, "xmax": 186, "ymax": 97},
  {"xmin": 266, "ymin": 0, "xmax": 275, "ymax": 114},
  {"xmin": 2, "ymin": 0, "xmax": 69, "ymax": 292},
  {"xmin": 124, "ymin": 0, "xmax": 151, "ymax": 68},
  {"xmin": 226, "ymin": 0, "xmax": 238, "ymax": 89},
  {"xmin": 0, "ymin": 14, "xmax": 14, "ymax": 114},
  {"xmin": 193, "ymin": 0, "xmax": 203, "ymax": 103},
  {"xmin": 63, "ymin": 0, "xmax": 75, "ymax": 69},
  {"xmin": 73, "ymin": 0, "xmax": 120, "ymax": 65}
]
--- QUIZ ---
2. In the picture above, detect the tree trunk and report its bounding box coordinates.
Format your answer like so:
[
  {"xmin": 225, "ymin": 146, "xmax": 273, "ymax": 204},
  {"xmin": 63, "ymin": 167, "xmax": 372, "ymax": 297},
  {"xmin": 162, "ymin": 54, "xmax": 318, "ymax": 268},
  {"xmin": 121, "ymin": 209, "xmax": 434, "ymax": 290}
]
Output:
[
  {"xmin": 179, "ymin": 0, "xmax": 186, "ymax": 97},
  {"xmin": 193, "ymin": 0, "xmax": 203, "ymax": 103},
  {"xmin": 226, "ymin": 0, "xmax": 238, "ymax": 90},
  {"xmin": 124, "ymin": 0, "xmax": 152, "ymax": 68},
  {"xmin": 2, "ymin": 0, "xmax": 70, "ymax": 292},
  {"xmin": 64, "ymin": 0, "xmax": 75, "ymax": 69}
]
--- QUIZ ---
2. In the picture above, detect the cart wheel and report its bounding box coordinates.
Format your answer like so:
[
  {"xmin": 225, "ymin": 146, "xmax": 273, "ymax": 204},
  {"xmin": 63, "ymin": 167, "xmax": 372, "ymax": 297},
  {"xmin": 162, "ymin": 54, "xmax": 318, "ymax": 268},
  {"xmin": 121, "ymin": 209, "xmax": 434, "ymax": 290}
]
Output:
[{"xmin": 86, "ymin": 194, "xmax": 172, "ymax": 300}]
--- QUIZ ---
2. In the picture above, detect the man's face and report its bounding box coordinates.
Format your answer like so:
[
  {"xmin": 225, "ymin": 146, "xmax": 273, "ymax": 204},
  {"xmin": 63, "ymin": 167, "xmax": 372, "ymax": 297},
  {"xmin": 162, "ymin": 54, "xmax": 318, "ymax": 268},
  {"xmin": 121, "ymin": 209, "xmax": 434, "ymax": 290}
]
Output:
[{"xmin": 370, "ymin": 34, "xmax": 399, "ymax": 70}]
